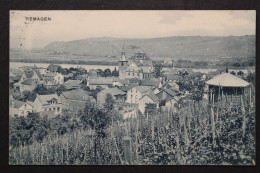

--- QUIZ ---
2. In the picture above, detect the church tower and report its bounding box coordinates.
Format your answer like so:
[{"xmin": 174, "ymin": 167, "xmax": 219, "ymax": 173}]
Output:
[{"xmin": 119, "ymin": 44, "xmax": 128, "ymax": 79}]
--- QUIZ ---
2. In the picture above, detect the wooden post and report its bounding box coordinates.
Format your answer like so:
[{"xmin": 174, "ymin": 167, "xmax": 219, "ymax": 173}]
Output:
[
  {"xmin": 123, "ymin": 136, "xmax": 132, "ymax": 165},
  {"xmin": 211, "ymin": 94, "xmax": 216, "ymax": 148},
  {"xmin": 241, "ymin": 95, "xmax": 246, "ymax": 139}
]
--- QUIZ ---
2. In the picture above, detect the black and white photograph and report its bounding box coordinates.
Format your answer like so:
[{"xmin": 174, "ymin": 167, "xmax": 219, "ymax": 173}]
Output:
[{"xmin": 9, "ymin": 10, "xmax": 255, "ymax": 165}]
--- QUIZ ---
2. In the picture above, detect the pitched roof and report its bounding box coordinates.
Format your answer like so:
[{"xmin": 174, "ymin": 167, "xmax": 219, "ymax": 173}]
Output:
[
  {"xmin": 11, "ymin": 100, "xmax": 25, "ymax": 109},
  {"xmin": 118, "ymin": 79, "xmax": 129, "ymax": 85},
  {"xmin": 21, "ymin": 78, "xmax": 35, "ymax": 85},
  {"xmin": 88, "ymin": 77, "xmax": 114, "ymax": 85},
  {"xmin": 160, "ymin": 88, "xmax": 177, "ymax": 97},
  {"xmin": 34, "ymin": 70, "xmax": 43, "ymax": 80},
  {"xmin": 135, "ymin": 86, "xmax": 152, "ymax": 94},
  {"xmin": 140, "ymin": 79, "xmax": 160, "ymax": 87},
  {"xmin": 23, "ymin": 70, "xmax": 34, "ymax": 78},
  {"xmin": 10, "ymin": 69, "xmax": 22, "ymax": 75},
  {"xmin": 141, "ymin": 91, "xmax": 159, "ymax": 102},
  {"xmin": 61, "ymin": 89, "xmax": 93, "ymax": 101},
  {"xmin": 10, "ymin": 75, "xmax": 22, "ymax": 82},
  {"xmin": 44, "ymin": 80, "xmax": 56, "ymax": 86},
  {"xmin": 99, "ymin": 88, "xmax": 126, "ymax": 96},
  {"xmin": 206, "ymin": 73, "xmax": 249, "ymax": 87},
  {"xmin": 165, "ymin": 96, "xmax": 178, "ymax": 103},
  {"xmin": 44, "ymin": 73, "xmax": 55, "ymax": 77},
  {"xmin": 165, "ymin": 74, "xmax": 181, "ymax": 81},
  {"xmin": 120, "ymin": 83, "xmax": 139, "ymax": 92},
  {"xmin": 37, "ymin": 94, "xmax": 61, "ymax": 105},
  {"xmin": 64, "ymin": 80, "xmax": 80, "ymax": 89},
  {"xmin": 26, "ymin": 101, "xmax": 34, "ymax": 107}
]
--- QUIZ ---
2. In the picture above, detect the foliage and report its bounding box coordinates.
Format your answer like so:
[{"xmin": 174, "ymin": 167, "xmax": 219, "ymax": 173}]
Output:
[
  {"xmin": 153, "ymin": 64, "xmax": 163, "ymax": 78},
  {"xmin": 22, "ymin": 91, "xmax": 36, "ymax": 102},
  {"xmin": 9, "ymin": 89, "xmax": 255, "ymax": 165},
  {"xmin": 230, "ymin": 71, "xmax": 236, "ymax": 75},
  {"xmin": 103, "ymin": 93, "xmax": 115, "ymax": 111}
]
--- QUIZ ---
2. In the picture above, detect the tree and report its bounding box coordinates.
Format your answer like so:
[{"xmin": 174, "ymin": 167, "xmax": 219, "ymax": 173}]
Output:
[
  {"xmin": 103, "ymin": 93, "xmax": 115, "ymax": 111},
  {"xmin": 97, "ymin": 69, "xmax": 105, "ymax": 77},
  {"xmin": 246, "ymin": 73, "xmax": 255, "ymax": 85},
  {"xmin": 153, "ymin": 64, "xmax": 163, "ymax": 78},
  {"xmin": 230, "ymin": 71, "xmax": 236, "ymax": 75},
  {"xmin": 237, "ymin": 71, "xmax": 244, "ymax": 76},
  {"xmin": 145, "ymin": 103, "xmax": 157, "ymax": 115},
  {"xmin": 22, "ymin": 91, "xmax": 36, "ymax": 102},
  {"xmin": 104, "ymin": 68, "xmax": 112, "ymax": 77},
  {"xmin": 111, "ymin": 68, "xmax": 119, "ymax": 77},
  {"xmin": 80, "ymin": 102, "xmax": 112, "ymax": 163},
  {"xmin": 56, "ymin": 84, "xmax": 67, "ymax": 95}
]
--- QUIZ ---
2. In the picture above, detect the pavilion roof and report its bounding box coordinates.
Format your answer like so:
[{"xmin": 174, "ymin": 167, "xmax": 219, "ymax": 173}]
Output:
[{"xmin": 206, "ymin": 73, "xmax": 249, "ymax": 87}]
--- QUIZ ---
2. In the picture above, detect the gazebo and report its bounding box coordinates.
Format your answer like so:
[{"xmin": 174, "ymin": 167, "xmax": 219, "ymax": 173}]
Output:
[{"xmin": 206, "ymin": 72, "xmax": 250, "ymax": 107}]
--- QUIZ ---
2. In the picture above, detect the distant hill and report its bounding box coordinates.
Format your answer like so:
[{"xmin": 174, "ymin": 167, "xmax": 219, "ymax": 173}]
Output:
[{"xmin": 42, "ymin": 36, "xmax": 255, "ymax": 60}]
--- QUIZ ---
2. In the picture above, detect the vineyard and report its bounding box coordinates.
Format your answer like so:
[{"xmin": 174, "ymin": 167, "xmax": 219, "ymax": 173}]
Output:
[{"xmin": 9, "ymin": 90, "xmax": 255, "ymax": 165}]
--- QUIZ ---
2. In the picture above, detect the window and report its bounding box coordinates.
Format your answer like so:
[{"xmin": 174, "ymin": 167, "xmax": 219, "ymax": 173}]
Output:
[
  {"xmin": 53, "ymin": 107, "xmax": 56, "ymax": 111},
  {"xmin": 128, "ymin": 72, "xmax": 130, "ymax": 75},
  {"xmin": 136, "ymin": 90, "xmax": 137, "ymax": 93},
  {"xmin": 131, "ymin": 89, "xmax": 132, "ymax": 93},
  {"xmin": 49, "ymin": 108, "xmax": 51, "ymax": 111},
  {"xmin": 57, "ymin": 107, "xmax": 60, "ymax": 111},
  {"xmin": 133, "ymin": 73, "xmax": 135, "ymax": 76}
]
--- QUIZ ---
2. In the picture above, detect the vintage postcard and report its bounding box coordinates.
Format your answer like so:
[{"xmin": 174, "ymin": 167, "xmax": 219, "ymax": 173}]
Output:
[{"xmin": 9, "ymin": 10, "xmax": 255, "ymax": 165}]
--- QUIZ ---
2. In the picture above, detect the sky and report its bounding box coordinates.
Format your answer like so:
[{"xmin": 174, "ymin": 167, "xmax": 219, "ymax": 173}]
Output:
[{"xmin": 10, "ymin": 10, "xmax": 256, "ymax": 49}]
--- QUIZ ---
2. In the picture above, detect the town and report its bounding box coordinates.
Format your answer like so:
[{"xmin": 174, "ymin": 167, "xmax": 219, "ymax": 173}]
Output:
[
  {"xmin": 9, "ymin": 47, "xmax": 254, "ymax": 119},
  {"xmin": 9, "ymin": 46, "xmax": 255, "ymax": 165}
]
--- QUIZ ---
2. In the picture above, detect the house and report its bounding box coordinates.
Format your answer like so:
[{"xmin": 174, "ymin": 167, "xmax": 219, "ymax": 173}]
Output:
[
  {"xmin": 43, "ymin": 72, "xmax": 64, "ymax": 84},
  {"xmin": 97, "ymin": 88, "xmax": 126, "ymax": 105},
  {"xmin": 46, "ymin": 64, "xmax": 61, "ymax": 73},
  {"xmin": 118, "ymin": 48, "xmax": 154, "ymax": 80},
  {"xmin": 20, "ymin": 79, "xmax": 38, "ymax": 93},
  {"xmin": 43, "ymin": 80, "xmax": 57, "ymax": 89},
  {"xmin": 59, "ymin": 89, "xmax": 95, "ymax": 111},
  {"xmin": 9, "ymin": 96, "xmax": 34, "ymax": 116},
  {"xmin": 113, "ymin": 79, "xmax": 129, "ymax": 87},
  {"xmin": 75, "ymin": 74, "xmax": 87, "ymax": 83},
  {"xmin": 165, "ymin": 74, "xmax": 181, "ymax": 83},
  {"xmin": 20, "ymin": 69, "xmax": 43, "ymax": 82},
  {"xmin": 126, "ymin": 86, "xmax": 152, "ymax": 104},
  {"xmin": 120, "ymin": 83, "xmax": 139, "ymax": 93},
  {"xmin": 87, "ymin": 77, "xmax": 115, "ymax": 89},
  {"xmin": 117, "ymin": 102, "xmax": 138, "ymax": 119},
  {"xmin": 139, "ymin": 91, "xmax": 160, "ymax": 114},
  {"xmin": 33, "ymin": 94, "xmax": 63, "ymax": 115},
  {"xmin": 10, "ymin": 69, "xmax": 22, "ymax": 77},
  {"xmin": 140, "ymin": 79, "xmax": 160, "ymax": 87},
  {"xmin": 64, "ymin": 80, "xmax": 81, "ymax": 90},
  {"xmin": 164, "ymin": 97, "xmax": 179, "ymax": 112},
  {"xmin": 156, "ymin": 88, "xmax": 178, "ymax": 103}
]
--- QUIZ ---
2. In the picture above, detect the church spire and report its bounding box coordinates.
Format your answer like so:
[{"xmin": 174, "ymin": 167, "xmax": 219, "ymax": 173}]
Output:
[
  {"xmin": 120, "ymin": 43, "xmax": 127, "ymax": 61},
  {"xmin": 122, "ymin": 43, "xmax": 125, "ymax": 56}
]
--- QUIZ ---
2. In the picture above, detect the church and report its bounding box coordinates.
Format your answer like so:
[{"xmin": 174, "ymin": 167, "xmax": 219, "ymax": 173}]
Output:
[{"xmin": 118, "ymin": 47, "xmax": 154, "ymax": 80}]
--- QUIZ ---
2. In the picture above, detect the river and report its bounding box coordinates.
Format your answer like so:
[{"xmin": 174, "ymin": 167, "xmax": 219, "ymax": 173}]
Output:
[{"xmin": 10, "ymin": 62, "xmax": 118, "ymax": 71}]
